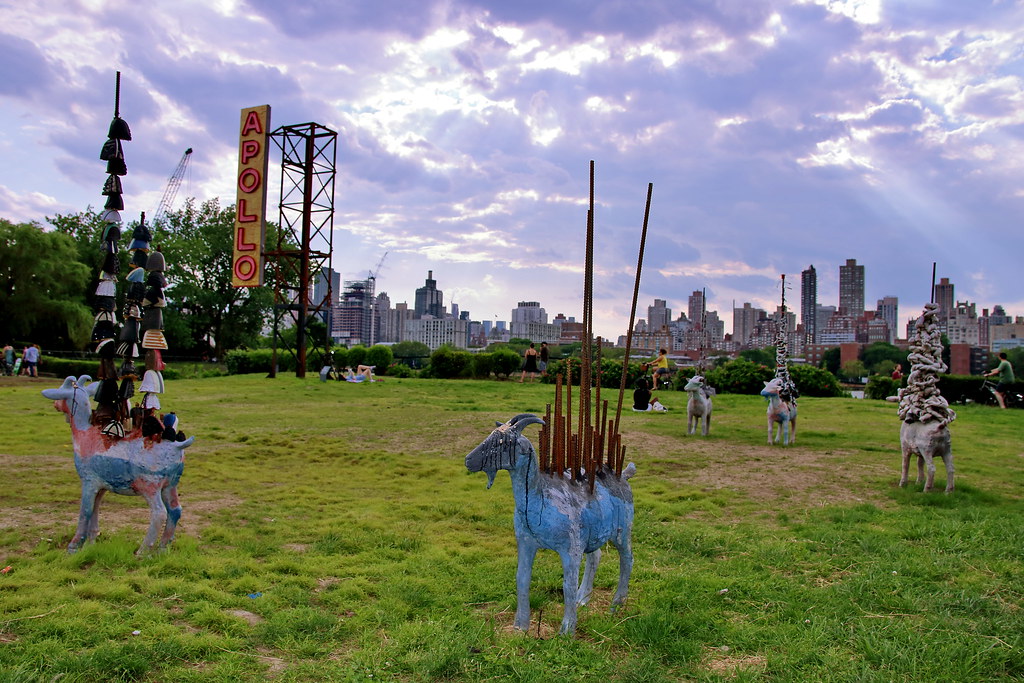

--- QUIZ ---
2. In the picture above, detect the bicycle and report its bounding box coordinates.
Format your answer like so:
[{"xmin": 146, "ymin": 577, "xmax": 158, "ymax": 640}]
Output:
[{"xmin": 979, "ymin": 377, "xmax": 1022, "ymax": 408}]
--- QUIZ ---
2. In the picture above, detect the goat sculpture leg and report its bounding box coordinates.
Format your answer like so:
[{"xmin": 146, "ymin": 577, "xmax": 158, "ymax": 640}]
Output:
[
  {"xmin": 70, "ymin": 480, "xmax": 104, "ymax": 552},
  {"xmin": 160, "ymin": 485, "xmax": 182, "ymax": 547},
  {"xmin": 139, "ymin": 488, "xmax": 169, "ymax": 554},
  {"xmin": 610, "ymin": 535, "xmax": 633, "ymax": 610},
  {"xmin": 558, "ymin": 548, "xmax": 585, "ymax": 635},
  {"xmin": 514, "ymin": 538, "xmax": 539, "ymax": 631},
  {"xmin": 577, "ymin": 549, "xmax": 601, "ymax": 607}
]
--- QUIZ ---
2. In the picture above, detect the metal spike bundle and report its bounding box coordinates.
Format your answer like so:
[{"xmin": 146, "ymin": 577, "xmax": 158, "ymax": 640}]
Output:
[
  {"xmin": 535, "ymin": 163, "xmax": 653, "ymax": 490},
  {"xmin": 898, "ymin": 302, "xmax": 956, "ymax": 426}
]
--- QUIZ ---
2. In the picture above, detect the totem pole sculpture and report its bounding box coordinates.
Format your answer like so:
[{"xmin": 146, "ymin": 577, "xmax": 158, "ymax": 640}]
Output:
[
  {"xmin": 761, "ymin": 275, "xmax": 798, "ymax": 445},
  {"xmin": 897, "ymin": 299, "xmax": 955, "ymax": 493},
  {"xmin": 466, "ymin": 164, "xmax": 645, "ymax": 635},
  {"xmin": 42, "ymin": 72, "xmax": 194, "ymax": 553}
]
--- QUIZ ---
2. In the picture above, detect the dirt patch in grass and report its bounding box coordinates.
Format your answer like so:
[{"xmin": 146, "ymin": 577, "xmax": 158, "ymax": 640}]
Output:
[
  {"xmin": 0, "ymin": 458, "xmax": 243, "ymax": 551},
  {"xmin": 227, "ymin": 609, "xmax": 263, "ymax": 625},
  {"xmin": 639, "ymin": 433, "xmax": 894, "ymax": 519},
  {"xmin": 702, "ymin": 645, "xmax": 768, "ymax": 676}
]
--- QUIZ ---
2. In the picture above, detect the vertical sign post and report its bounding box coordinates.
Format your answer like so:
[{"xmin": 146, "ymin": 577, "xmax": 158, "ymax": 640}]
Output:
[{"xmin": 232, "ymin": 105, "xmax": 271, "ymax": 287}]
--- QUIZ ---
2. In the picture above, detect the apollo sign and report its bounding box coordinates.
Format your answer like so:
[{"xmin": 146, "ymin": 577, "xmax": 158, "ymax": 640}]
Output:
[{"xmin": 232, "ymin": 105, "xmax": 271, "ymax": 287}]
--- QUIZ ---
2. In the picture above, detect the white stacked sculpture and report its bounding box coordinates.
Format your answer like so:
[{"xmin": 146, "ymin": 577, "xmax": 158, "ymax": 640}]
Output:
[{"xmin": 897, "ymin": 302, "xmax": 956, "ymax": 492}]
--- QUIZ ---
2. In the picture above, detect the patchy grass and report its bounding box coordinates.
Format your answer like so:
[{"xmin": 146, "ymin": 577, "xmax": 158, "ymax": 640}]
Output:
[{"xmin": 1, "ymin": 375, "xmax": 1022, "ymax": 681}]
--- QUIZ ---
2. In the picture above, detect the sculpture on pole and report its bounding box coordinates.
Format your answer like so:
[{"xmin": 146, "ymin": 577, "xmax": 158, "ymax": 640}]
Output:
[
  {"xmin": 898, "ymin": 298, "xmax": 956, "ymax": 492},
  {"xmin": 43, "ymin": 72, "xmax": 193, "ymax": 552},
  {"xmin": 466, "ymin": 163, "xmax": 646, "ymax": 635}
]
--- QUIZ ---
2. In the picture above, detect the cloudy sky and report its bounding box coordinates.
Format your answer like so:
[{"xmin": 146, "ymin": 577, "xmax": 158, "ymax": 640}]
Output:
[{"xmin": 2, "ymin": 0, "xmax": 1022, "ymax": 340}]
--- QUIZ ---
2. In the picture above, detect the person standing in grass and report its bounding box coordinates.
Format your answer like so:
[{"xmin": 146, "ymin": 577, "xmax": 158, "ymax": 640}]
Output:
[
  {"xmin": 519, "ymin": 343, "xmax": 539, "ymax": 383},
  {"xmin": 2, "ymin": 343, "xmax": 13, "ymax": 376},
  {"xmin": 539, "ymin": 341, "xmax": 549, "ymax": 376},
  {"xmin": 22, "ymin": 343, "xmax": 39, "ymax": 377},
  {"xmin": 985, "ymin": 352, "xmax": 1015, "ymax": 409}
]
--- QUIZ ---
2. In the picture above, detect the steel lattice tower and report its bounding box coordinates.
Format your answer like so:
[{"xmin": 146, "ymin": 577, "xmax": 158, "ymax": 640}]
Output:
[{"xmin": 265, "ymin": 122, "xmax": 337, "ymax": 378}]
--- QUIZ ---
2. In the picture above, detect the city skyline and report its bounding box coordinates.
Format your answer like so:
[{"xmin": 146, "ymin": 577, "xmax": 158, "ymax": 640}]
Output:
[{"xmin": 2, "ymin": 2, "xmax": 1023, "ymax": 341}]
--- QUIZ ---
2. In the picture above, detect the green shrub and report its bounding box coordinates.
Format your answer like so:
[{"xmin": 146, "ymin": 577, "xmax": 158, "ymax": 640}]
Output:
[
  {"xmin": 329, "ymin": 346, "xmax": 348, "ymax": 369},
  {"xmin": 225, "ymin": 349, "xmax": 318, "ymax": 374},
  {"xmin": 471, "ymin": 352, "xmax": 495, "ymax": 379},
  {"xmin": 365, "ymin": 345, "xmax": 394, "ymax": 373},
  {"xmin": 790, "ymin": 364, "xmax": 845, "ymax": 397},
  {"xmin": 387, "ymin": 363, "xmax": 415, "ymax": 378},
  {"xmin": 347, "ymin": 345, "xmax": 368, "ymax": 367},
  {"xmin": 429, "ymin": 345, "xmax": 473, "ymax": 379},
  {"xmin": 40, "ymin": 356, "xmax": 100, "ymax": 378},
  {"xmin": 705, "ymin": 358, "xmax": 773, "ymax": 394},
  {"xmin": 490, "ymin": 348, "xmax": 522, "ymax": 379},
  {"xmin": 540, "ymin": 358, "xmax": 647, "ymax": 389},
  {"xmin": 865, "ymin": 375, "xmax": 900, "ymax": 400}
]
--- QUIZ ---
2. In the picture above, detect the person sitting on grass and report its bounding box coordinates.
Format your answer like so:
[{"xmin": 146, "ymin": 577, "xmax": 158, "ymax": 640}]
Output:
[{"xmin": 631, "ymin": 376, "xmax": 668, "ymax": 412}]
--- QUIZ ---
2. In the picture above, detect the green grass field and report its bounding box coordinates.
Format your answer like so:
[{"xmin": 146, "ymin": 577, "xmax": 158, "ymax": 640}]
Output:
[{"xmin": 1, "ymin": 375, "xmax": 1022, "ymax": 681}]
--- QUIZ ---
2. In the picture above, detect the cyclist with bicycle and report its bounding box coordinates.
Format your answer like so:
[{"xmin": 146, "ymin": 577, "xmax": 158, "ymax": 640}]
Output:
[
  {"xmin": 648, "ymin": 348, "xmax": 672, "ymax": 388},
  {"xmin": 985, "ymin": 352, "xmax": 1015, "ymax": 409}
]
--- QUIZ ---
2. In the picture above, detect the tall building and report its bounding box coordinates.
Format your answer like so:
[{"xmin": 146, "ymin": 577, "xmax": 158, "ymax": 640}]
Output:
[
  {"xmin": 687, "ymin": 291, "xmax": 705, "ymax": 328},
  {"xmin": 414, "ymin": 270, "xmax": 444, "ymax": 318},
  {"xmin": 648, "ymin": 299, "xmax": 671, "ymax": 332},
  {"xmin": 934, "ymin": 277, "xmax": 954, "ymax": 323},
  {"xmin": 732, "ymin": 302, "xmax": 766, "ymax": 347},
  {"xmin": 334, "ymin": 278, "xmax": 375, "ymax": 345},
  {"xmin": 875, "ymin": 296, "xmax": 899, "ymax": 343},
  {"xmin": 511, "ymin": 301, "xmax": 547, "ymax": 326},
  {"xmin": 801, "ymin": 265, "xmax": 817, "ymax": 344},
  {"xmin": 838, "ymin": 258, "xmax": 864, "ymax": 316}
]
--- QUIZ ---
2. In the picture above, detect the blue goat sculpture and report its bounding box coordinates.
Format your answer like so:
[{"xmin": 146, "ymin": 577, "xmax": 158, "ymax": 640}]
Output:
[{"xmin": 465, "ymin": 413, "xmax": 635, "ymax": 635}]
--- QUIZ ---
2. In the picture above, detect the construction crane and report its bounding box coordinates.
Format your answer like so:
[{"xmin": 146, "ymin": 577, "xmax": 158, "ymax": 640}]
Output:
[
  {"xmin": 152, "ymin": 147, "xmax": 192, "ymax": 225},
  {"xmin": 369, "ymin": 251, "xmax": 388, "ymax": 281},
  {"xmin": 367, "ymin": 252, "xmax": 388, "ymax": 346}
]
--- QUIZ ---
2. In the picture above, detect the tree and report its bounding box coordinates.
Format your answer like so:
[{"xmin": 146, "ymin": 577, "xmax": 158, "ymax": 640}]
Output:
[
  {"xmin": 861, "ymin": 342, "xmax": 907, "ymax": 375},
  {"xmin": 821, "ymin": 347, "xmax": 840, "ymax": 376},
  {"xmin": 840, "ymin": 360, "xmax": 867, "ymax": 383},
  {"xmin": 740, "ymin": 347, "xmax": 775, "ymax": 367},
  {"xmin": 157, "ymin": 199, "xmax": 275, "ymax": 358},
  {"xmin": 391, "ymin": 341, "xmax": 431, "ymax": 367},
  {"xmin": 365, "ymin": 345, "xmax": 394, "ymax": 371},
  {"xmin": 0, "ymin": 219, "xmax": 92, "ymax": 349}
]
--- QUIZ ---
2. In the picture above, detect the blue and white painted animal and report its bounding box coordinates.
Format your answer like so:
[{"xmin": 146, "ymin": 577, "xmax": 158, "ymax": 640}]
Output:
[
  {"xmin": 684, "ymin": 375, "xmax": 714, "ymax": 436},
  {"xmin": 42, "ymin": 375, "xmax": 194, "ymax": 553},
  {"xmin": 760, "ymin": 377, "xmax": 797, "ymax": 445},
  {"xmin": 465, "ymin": 414, "xmax": 634, "ymax": 635}
]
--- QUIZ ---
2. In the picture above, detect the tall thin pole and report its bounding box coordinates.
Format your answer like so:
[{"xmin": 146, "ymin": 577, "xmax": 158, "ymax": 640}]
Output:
[{"xmin": 614, "ymin": 183, "xmax": 654, "ymax": 431}]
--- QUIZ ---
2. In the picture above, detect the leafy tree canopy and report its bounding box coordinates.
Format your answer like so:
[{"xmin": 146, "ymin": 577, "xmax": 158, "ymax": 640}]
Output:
[
  {"xmin": 0, "ymin": 219, "xmax": 91, "ymax": 349},
  {"xmin": 157, "ymin": 198, "xmax": 275, "ymax": 358}
]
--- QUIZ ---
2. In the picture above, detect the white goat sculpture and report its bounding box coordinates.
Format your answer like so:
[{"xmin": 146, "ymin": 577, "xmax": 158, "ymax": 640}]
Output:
[
  {"xmin": 42, "ymin": 375, "xmax": 194, "ymax": 553},
  {"xmin": 898, "ymin": 302, "xmax": 955, "ymax": 493},
  {"xmin": 761, "ymin": 377, "xmax": 797, "ymax": 445},
  {"xmin": 684, "ymin": 375, "xmax": 714, "ymax": 436}
]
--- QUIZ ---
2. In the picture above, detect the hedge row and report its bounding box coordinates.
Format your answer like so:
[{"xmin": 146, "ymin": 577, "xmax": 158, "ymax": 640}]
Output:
[{"xmin": 224, "ymin": 345, "xmax": 396, "ymax": 376}]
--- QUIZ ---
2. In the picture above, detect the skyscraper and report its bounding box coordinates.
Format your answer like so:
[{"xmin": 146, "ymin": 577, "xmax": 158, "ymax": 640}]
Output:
[
  {"xmin": 414, "ymin": 270, "xmax": 444, "ymax": 318},
  {"xmin": 648, "ymin": 299, "xmax": 671, "ymax": 331},
  {"xmin": 934, "ymin": 277, "xmax": 954, "ymax": 323},
  {"xmin": 876, "ymin": 296, "xmax": 899, "ymax": 343},
  {"xmin": 800, "ymin": 265, "xmax": 817, "ymax": 344},
  {"xmin": 687, "ymin": 290, "xmax": 705, "ymax": 328},
  {"xmin": 838, "ymin": 258, "xmax": 865, "ymax": 316}
]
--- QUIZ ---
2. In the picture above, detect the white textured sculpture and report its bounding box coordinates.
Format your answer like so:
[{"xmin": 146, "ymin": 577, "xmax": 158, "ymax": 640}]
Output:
[{"xmin": 897, "ymin": 302, "xmax": 955, "ymax": 492}]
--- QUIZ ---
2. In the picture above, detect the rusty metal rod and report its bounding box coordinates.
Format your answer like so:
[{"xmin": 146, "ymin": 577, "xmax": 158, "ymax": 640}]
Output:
[{"xmin": 614, "ymin": 182, "xmax": 653, "ymax": 438}]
